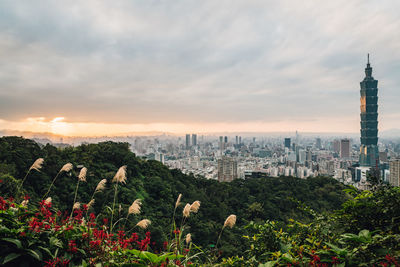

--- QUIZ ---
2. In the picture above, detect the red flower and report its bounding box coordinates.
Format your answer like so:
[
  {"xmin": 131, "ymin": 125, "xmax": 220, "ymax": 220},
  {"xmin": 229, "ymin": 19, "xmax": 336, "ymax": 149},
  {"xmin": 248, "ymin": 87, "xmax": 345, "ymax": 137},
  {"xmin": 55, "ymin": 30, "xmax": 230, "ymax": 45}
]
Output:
[
  {"xmin": 20, "ymin": 232, "xmax": 26, "ymax": 237},
  {"xmin": 332, "ymin": 256, "xmax": 340, "ymax": 264},
  {"xmin": 0, "ymin": 197, "xmax": 7, "ymax": 210},
  {"xmin": 68, "ymin": 240, "xmax": 78, "ymax": 253}
]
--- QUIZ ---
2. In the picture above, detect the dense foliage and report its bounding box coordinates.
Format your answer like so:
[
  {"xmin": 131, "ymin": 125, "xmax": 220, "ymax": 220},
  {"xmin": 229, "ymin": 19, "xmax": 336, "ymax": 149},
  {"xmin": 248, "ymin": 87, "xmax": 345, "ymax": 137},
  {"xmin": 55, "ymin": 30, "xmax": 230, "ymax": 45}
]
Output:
[
  {"xmin": 0, "ymin": 137, "xmax": 348, "ymax": 256},
  {"xmin": 1, "ymin": 136, "xmax": 399, "ymax": 266}
]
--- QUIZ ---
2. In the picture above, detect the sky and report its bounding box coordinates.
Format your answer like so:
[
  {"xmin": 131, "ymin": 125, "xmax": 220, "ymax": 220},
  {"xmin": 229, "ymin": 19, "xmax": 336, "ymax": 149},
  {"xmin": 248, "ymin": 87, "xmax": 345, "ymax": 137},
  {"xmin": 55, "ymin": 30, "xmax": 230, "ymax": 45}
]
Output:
[{"xmin": 0, "ymin": 0, "xmax": 400, "ymax": 136}]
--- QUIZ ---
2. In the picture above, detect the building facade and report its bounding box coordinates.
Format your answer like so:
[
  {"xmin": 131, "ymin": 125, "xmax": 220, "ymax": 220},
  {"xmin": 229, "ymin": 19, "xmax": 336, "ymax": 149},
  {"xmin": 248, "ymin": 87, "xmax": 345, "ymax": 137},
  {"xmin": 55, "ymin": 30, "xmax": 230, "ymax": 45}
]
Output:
[
  {"xmin": 217, "ymin": 156, "xmax": 238, "ymax": 182},
  {"xmin": 389, "ymin": 159, "xmax": 400, "ymax": 186},
  {"xmin": 284, "ymin": 138, "xmax": 291, "ymax": 149},
  {"xmin": 340, "ymin": 139, "xmax": 350, "ymax": 159},
  {"xmin": 359, "ymin": 54, "xmax": 379, "ymax": 167},
  {"xmin": 185, "ymin": 134, "xmax": 191, "ymax": 149}
]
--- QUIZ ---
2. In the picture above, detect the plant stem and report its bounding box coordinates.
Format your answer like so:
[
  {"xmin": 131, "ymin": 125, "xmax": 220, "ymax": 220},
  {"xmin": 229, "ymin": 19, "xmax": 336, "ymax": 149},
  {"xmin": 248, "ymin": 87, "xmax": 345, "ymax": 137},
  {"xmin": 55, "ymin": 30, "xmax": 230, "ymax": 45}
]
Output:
[
  {"xmin": 85, "ymin": 190, "xmax": 97, "ymax": 219},
  {"xmin": 42, "ymin": 171, "xmax": 61, "ymax": 200},
  {"xmin": 17, "ymin": 169, "xmax": 31, "ymax": 198},
  {"xmin": 110, "ymin": 183, "xmax": 118, "ymax": 233},
  {"xmin": 69, "ymin": 180, "xmax": 80, "ymax": 220},
  {"xmin": 215, "ymin": 226, "xmax": 225, "ymax": 251}
]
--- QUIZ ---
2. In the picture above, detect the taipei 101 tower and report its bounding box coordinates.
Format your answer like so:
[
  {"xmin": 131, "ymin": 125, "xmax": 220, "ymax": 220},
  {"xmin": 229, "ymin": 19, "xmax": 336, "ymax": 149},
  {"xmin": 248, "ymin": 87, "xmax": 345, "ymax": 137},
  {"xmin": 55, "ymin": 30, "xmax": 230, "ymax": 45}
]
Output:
[{"xmin": 359, "ymin": 54, "xmax": 379, "ymax": 167}]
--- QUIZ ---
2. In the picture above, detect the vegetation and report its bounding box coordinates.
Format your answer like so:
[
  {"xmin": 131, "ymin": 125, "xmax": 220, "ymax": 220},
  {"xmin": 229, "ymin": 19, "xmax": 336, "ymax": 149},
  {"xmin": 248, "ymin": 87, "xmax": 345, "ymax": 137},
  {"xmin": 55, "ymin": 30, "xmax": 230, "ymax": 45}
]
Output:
[{"xmin": 0, "ymin": 136, "xmax": 399, "ymax": 266}]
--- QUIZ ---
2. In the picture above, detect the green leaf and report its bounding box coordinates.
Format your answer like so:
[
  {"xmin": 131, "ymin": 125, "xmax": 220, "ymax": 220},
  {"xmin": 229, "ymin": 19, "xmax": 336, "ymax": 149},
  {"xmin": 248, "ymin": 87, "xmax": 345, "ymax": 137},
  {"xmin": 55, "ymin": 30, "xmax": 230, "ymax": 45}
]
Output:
[
  {"xmin": 50, "ymin": 237, "xmax": 63, "ymax": 248},
  {"xmin": 1, "ymin": 237, "xmax": 22, "ymax": 249},
  {"xmin": 26, "ymin": 249, "xmax": 42, "ymax": 261},
  {"xmin": 2, "ymin": 253, "xmax": 20, "ymax": 264},
  {"xmin": 38, "ymin": 246, "xmax": 53, "ymax": 257}
]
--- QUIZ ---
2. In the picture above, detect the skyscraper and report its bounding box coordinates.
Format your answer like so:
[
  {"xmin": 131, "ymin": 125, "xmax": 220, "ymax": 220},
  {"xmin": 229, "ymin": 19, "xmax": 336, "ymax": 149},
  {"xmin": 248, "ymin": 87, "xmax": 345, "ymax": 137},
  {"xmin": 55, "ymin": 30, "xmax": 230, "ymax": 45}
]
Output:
[
  {"xmin": 284, "ymin": 138, "xmax": 291, "ymax": 149},
  {"xmin": 217, "ymin": 156, "xmax": 238, "ymax": 182},
  {"xmin": 315, "ymin": 138, "xmax": 322, "ymax": 149},
  {"xmin": 359, "ymin": 54, "xmax": 379, "ymax": 167},
  {"xmin": 185, "ymin": 134, "xmax": 191, "ymax": 149},
  {"xmin": 192, "ymin": 134, "xmax": 197, "ymax": 146},
  {"xmin": 340, "ymin": 139, "xmax": 350, "ymax": 159},
  {"xmin": 389, "ymin": 159, "xmax": 400, "ymax": 187}
]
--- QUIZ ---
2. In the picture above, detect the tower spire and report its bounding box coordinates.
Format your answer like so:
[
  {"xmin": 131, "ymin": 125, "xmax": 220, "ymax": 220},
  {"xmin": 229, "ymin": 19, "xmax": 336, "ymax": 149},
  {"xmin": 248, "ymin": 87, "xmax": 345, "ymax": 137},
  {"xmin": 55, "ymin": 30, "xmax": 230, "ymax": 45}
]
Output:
[{"xmin": 365, "ymin": 53, "xmax": 372, "ymax": 77}]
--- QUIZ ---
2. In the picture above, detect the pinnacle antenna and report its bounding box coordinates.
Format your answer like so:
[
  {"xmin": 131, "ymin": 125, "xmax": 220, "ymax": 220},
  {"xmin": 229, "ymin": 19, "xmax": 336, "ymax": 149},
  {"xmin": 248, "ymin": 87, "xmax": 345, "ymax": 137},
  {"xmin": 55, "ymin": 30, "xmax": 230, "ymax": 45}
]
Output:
[{"xmin": 368, "ymin": 53, "xmax": 370, "ymax": 64}]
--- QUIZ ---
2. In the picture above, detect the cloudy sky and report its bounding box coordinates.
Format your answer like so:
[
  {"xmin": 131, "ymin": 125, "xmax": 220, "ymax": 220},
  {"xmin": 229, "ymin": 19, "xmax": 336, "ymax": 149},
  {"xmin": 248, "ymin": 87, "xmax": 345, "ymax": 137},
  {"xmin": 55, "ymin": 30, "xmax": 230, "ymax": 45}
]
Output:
[{"xmin": 0, "ymin": 0, "xmax": 399, "ymax": 136}]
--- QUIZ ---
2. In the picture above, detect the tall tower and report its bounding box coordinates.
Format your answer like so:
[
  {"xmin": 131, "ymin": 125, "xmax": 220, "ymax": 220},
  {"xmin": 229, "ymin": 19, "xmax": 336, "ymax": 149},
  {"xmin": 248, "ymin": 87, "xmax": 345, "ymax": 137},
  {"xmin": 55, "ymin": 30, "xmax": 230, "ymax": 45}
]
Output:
[{"xmin": 359, "ymin": 54, "xmax": 379, "ymax": 167}]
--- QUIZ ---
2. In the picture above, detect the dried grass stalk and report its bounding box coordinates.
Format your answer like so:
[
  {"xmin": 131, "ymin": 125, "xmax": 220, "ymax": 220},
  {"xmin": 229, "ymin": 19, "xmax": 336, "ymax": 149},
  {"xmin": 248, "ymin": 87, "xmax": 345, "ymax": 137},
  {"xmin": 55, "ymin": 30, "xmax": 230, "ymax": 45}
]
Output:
[
  {"xmin": 29, "ymin": 158, "xmax": 44, "ymax": 171},
  {"xmin": 95, "ymin": 179, "xmax": 107, "ymax": 192},
  {"xmin": 87, "ymin": 199, "xmax": 95, "ymax": 209},
  {"xmin": 78, "ymin": 167, "xmax": 87, "ymax": 182},
  {"xmin": 44, "ymin": 197, "xmax": 52, "ymax": 205},
  {"xmin": 185, "ymin": 233, "xmax": 192, "ymax": 244},
  {"xmin": 175, "ymin": 193, "xmax": 182, "ymax": 209},
  {"xmin": 61, "ymin": 163, "xmax": 73, "ymax": 172},
  {"xmin": 183, "ymin": 203, "xmax": 191, "ymax": 218},
  {"xmin": 136, "ymin": 219, "xmax": 151, "ymax": 229},
  {"xmin": 129, "ymin": 199, "xmax": 142, "ymax": 215},
  {"xmin": 223, "ymin": 214, "xmax": 237, "ymax": 229},
  {"xmin": 21, "ymin": 199, "xmax": 29, "ymax": 207},
  {"xmin": 190, "ymin": 201, "xmax": 201, "ymax": 213},
  {"xmin": 73, "ymin": 202, "xmax": 80, "ymax": 210},
  {"xmin": 112, "ymin": 165, "xmax": 127, "ymax": 184}
]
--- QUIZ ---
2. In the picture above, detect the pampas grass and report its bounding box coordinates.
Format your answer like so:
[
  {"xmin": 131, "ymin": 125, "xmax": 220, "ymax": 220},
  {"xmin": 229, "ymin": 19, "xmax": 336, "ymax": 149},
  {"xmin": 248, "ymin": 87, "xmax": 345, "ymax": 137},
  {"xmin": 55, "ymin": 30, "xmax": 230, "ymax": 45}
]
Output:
[
  {"xmin": 44, "ymin": 197, "xmax": 52, "ymax": 205},
  {"xmin": 136, "ymin": 219, "xmax": 151, "ymax": 229},
  {"xmin": 70, "ymin": 167, "xmax": 87, "ymax": 219},
  {"xmin": 110, "ymin": 166, "xmax": 128, "ymax": 232},
  {"xmin": 21, "ymin": 199, "xmax": 29, "ymax": 208},
  {"xmin": 170, "ymin": 193, "xmax": 183, "ymax": 245},
  {"xmin": 129, "ymin": 199, "xmax": 142, "ymax": 215},
  {"xmin": 112, "ymin": 165, "xmax": 127, "ymax": 184},
  {"xmin": 61, "ymin": 163, "xmax": 73, "ymax": 172},
  {"xmin": 18, "ymin": 158, "xmax": 44, "ymax": 196},
  {"xmin": 95, "ymin": 179, "xmax": 107, "ymax": 193},
  {"xmin": 223, "ymin": 214, "xmax": 236, "ymax": 229},
  {"xmin": 175, "ymin": 193, "xmax": 182, "ymax": 209},
  {"xmin": 122, "ymin": 199, "xmax": 142, "ymax": 230},
  {"xmin": 185, "ymin": 233, "xmax": 191, "ymax": 244},
  {"xmin": 78, "ymin": 167, "xmax": 87, "ymax": 182},
  {"xmin": 86, "ymin": 178, "xmax": 107, "ymax": 218},
  {"xmin": 42, "ymin": 162, "xmax": 73, "ymax": 199},
  {"xmin": 216, "ymin": 214, "xmax": 237, "ymax": 249},
  {"xmin": 73, "ymin": 202, "xmax": 80, "ymax": 210},
  {"xmin": 183, "ymin": 203, "xmax": 191, "ymax": 218},
  {"xmin": 190, "ymin": 201, "xmax": 201, "ymax": 213},
  {"xmin": 87, "ymin": 199, "xmax": 95, "ymax": 210}
]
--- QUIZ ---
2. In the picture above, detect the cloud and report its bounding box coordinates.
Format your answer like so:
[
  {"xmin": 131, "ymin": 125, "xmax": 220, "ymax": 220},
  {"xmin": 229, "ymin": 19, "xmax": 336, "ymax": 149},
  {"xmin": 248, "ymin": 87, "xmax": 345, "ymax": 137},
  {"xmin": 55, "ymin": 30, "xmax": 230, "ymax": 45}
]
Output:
[{"xmin": 0, "ymin": 0, "xmax": 400, "ymax": 133}]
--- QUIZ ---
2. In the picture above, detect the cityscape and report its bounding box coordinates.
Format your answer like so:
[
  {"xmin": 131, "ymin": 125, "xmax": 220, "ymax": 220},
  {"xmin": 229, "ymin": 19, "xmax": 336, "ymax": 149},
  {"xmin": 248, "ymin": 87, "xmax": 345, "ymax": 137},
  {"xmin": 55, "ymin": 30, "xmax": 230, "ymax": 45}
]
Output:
[{"xmin": 2, "ymin": 1, "xmax": 400, "ymax": 265}]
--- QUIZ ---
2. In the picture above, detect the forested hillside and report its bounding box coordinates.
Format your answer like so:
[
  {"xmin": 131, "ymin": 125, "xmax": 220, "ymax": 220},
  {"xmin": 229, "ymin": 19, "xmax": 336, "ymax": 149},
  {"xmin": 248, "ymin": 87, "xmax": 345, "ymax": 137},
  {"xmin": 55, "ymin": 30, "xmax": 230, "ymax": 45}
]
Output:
[{"xmin": 0, "ymin": 136, "xmax": 348, "ymax": 257}]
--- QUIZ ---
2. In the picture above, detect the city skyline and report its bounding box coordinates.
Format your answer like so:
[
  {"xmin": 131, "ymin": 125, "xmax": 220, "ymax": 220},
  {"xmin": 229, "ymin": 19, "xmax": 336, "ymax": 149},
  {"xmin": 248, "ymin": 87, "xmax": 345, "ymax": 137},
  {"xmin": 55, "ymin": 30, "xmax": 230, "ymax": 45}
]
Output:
[{"xmin": 1, "ymin": 1, "xmax": 400, "ymax": 136}]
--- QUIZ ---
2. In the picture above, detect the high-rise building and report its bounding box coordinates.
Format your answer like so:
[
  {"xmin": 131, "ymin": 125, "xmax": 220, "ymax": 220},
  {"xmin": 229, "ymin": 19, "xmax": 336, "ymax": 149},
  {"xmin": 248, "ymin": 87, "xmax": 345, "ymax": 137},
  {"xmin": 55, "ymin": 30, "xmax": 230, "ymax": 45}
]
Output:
[
  {"xmin": 389, "ymin": 159, "xmax": 400, "ymax": 186},
  {"xmin": 332, "ymin": 140, "xmax": 340, "ymax": 153},
  {"xmin": 219, "ymin": 136, "xmax": 224, "ymax": 152},
  {"xmin": 284, "ymin": 138, "xmax": 291, "ymax": 149},
  {"xmin": 359, "ymin": 54, "xmax": 379, "ymax": 167},
  {"xmin": 192, "ymin": 134, "xmax": 197, "ymax": 146},
  {"xmin": 217, "ymin": 156, "xmax": 238, "ymax": 182},
  {"xmin": 340, "ymin": 139, "xmax": 350, "ymax": 159},
  {"xmin": 185, "ymin": 134, "xmax": 191, "ymax": 149},
  {"xmin": 298, "ymin": 149, "xmax": 306, "ymax": 164},
  {"xmin": 224, "ymin": 136, "xmax": 228, "ymax": 143},
  {"xmin": 239, "ymin": 136, "xmax": 242, "ymax": 144},
  {"xmin": 235, "ymin": 136, "xmax": 238, "ymax": 145},
  {"xmin": 316, "ymin": 138, "xmax": 322, "ymax": 149}
]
